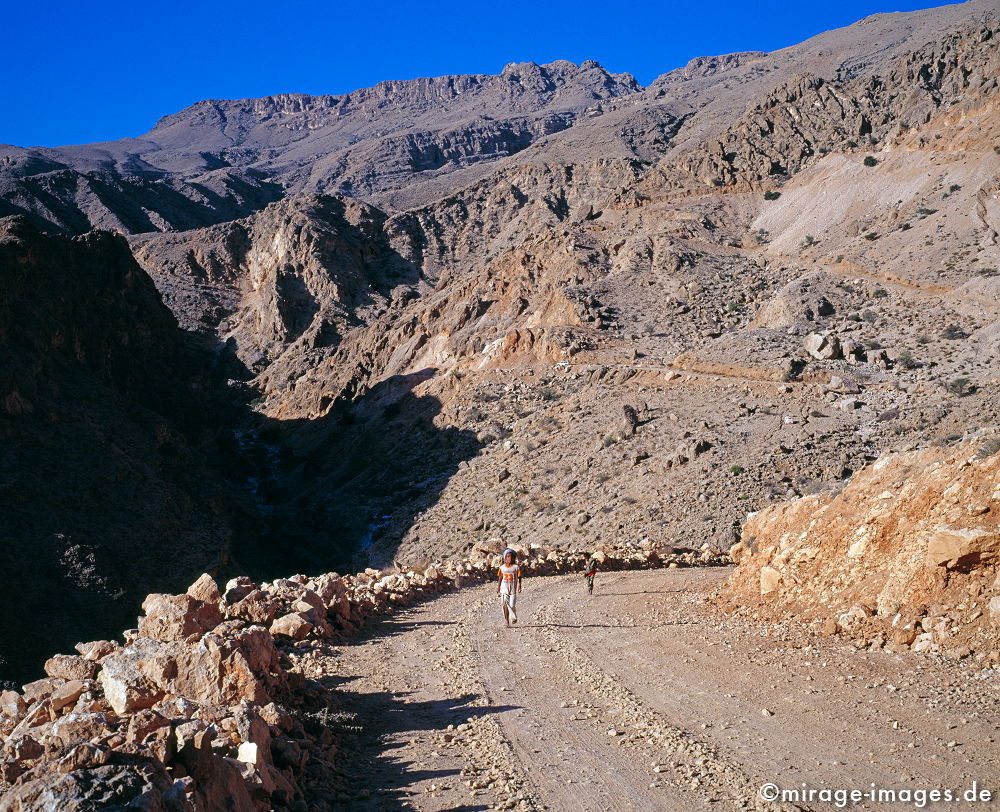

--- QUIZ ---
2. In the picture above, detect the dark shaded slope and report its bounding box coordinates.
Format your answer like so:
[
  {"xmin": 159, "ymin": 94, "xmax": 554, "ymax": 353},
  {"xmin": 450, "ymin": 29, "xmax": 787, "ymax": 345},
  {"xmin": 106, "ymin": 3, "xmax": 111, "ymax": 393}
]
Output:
[{"xmin": 0, "ymin": 217, "xmax": 258, "ymax": 684}]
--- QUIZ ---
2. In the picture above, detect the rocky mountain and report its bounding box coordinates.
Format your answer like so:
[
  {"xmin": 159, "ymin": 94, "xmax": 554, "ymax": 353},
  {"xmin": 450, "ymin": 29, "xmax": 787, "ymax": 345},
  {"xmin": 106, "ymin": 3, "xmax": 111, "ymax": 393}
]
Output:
[
  {"xmin": 0, "ymin": 218, "xmax": 258, "ymax": 685},
  {"xmin": 1, "ymin": 0, "xmax": 998, "ymax": 682}
]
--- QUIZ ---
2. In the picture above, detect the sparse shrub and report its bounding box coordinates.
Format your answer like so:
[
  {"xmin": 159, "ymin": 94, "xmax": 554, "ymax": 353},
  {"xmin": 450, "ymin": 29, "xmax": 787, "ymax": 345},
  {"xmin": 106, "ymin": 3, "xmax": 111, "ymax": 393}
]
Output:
[
  {"xmin": 863, "ymin": 338, "xmax": 883, "ymax": 349},
  {"xmin": 726, "ymin": 302, "xmax": 743, "ymax": 313},
  {"xmin": 863, "ymin": 156, "xmax": 878, "ymax": 167},
  {"xmin": 729, "ymin": 465, "xmax": 744, "ymax": 475},
  {"xmin": 602, "ymin": 435, "xmax": 616, "ymax": 448},
  {"xmin": 975, "ymin": 437, "xmax": 1000, "ymax": 459},
  {"xmin": 940, "ymin": 324, "xmax": 967, "ymax": 340},
  {"xmin": 945, "ymin": 377, "xmax": 971, "ymax": 396},
  {"xmin": 835, "ymin": 255, "xmax": 844, "ymax": 263},
  {"xmin": 916, "ymin": 334, "xmax": 931, "ymax": 345},
  {"xmin": 864, "ymin": 232, "xmax": 879, "ymax": 241},
  {"xmin": 753, "ymin": 228, "xmax": 770, "ymax": 244},
  {"xmin": 917, "ymin": 207, "xmax": 938, "ymax": 216},
  {"xmin": 466, "ymin": 407, "xmax": 486, "ymax": 422},
  {"xmin": 900, "ymin": 222, "xmax": 912, "ymax": 231},
  {"xmin": 976, "ymin": 267, "xmax": 997, "ymax": 277},
  {"xmin": 537, "ymin": 386, "xmax": 558, "ymax": 401},
  {"xmin": 872, "ymin": 287, "xmax": 888, "ymax": 298},
  {"xmin": 763, "ymin": 190, "xmax": 781, "ymax": 200},
  {"xmin": 800, "ymin": 235, "xmax": 817, "ymax": 250},
  {"xmin": 861, "ymin": 310, "xmax": 878, "ymax": 323},
  {"xmin": 948, "ymin": 184, "xmax": 961, "ymax": 193},
  {"xmin": 897, "ymin": 350, "xmax": 916, "ymax": 369}
]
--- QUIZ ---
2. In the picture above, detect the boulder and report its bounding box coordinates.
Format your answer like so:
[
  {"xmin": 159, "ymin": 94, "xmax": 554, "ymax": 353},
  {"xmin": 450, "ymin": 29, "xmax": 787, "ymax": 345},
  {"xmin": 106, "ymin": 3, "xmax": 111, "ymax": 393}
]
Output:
[
  {"xmin": 98, "ymin": 639, "xmax": 166, "ymax": 715},
  {"xmin": 138, "ymin": 593, "xmax": 223, "ymax": 643},
  {"xmin": 270, "ymin": 613, "xmax": 314, "ymax": 640},
  {"xmin": 169, "ymin": 626, "xmax": 280, "ymax": 707},
  {"xmin": 0, "ymin": 761, "xmax": 177, "ymax": 812},
  {"xmin": 44, "ymin": 655, "xmax": 98, "ymax": 682},
  {"xmin": 827, "ymin": 375, "xmax": 862, "ymax": 394},
  {"xmin": 0, "ymin": 691, "xmax": 27, "ymax": 720},
  {"xmin": 22, "ymin": 678, "xmax": 61, "ymax": 704},
  {"xmin": 223, "ymin": 576, "xmax": 256, "ymax": 605},
  {"xmin": 759, "ymin": 566, "xmax": 781, "ymax": 595},
  {"xmin": 803, "ymin": 332, "xmax": 842, "ymax": 360},
  {"xmin": 187, "ymin": 573, "xmax": 223, "ymax": 604},
  {"xmin": 50, "ymin": 712, "xmax": 115, "ymax": 747},
  {"xmin": 226, "ymin": 590, "xmax": 282, "ymax": 625},
  {"xmin": 50, "ymin": 680, "xmax": 87, "ymax": 712},
  {"xmin": 74, "ymin": 641, "xmax": 119, "ymax": 662},
  {"xmin": 925, "ymin": 526, "xmax": 999, "ymax": 569}
]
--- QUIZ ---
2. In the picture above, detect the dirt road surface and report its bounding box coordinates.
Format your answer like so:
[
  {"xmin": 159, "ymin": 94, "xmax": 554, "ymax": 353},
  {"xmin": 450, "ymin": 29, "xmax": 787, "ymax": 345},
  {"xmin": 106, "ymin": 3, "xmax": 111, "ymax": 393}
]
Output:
[{"xmin": 296, "ymin": 568, "xmax": 999, "ymax": 810}]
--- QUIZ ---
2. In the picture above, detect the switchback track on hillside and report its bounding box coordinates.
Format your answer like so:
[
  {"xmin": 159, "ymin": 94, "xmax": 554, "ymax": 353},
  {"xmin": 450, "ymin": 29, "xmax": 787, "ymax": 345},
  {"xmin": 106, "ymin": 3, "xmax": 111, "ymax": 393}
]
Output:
[{"xmin": 293, "ymin": 569, "xmax": 999, "ymax": 811}]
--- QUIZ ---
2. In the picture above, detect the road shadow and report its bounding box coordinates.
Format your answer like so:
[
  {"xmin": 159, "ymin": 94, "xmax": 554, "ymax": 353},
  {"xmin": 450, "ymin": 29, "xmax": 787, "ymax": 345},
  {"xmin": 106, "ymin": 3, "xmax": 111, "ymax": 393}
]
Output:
[{"xmin": 296, "ymin": 667, "xmax": 520, "ymax": 811}]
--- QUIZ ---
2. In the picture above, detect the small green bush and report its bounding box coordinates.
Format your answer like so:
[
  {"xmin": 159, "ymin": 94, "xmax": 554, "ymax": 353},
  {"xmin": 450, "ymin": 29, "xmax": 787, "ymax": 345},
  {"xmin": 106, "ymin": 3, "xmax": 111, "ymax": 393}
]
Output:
[
  {"xmin": 940, "ymin": 324, "xmax": 967, "ymax": 340},
  {"xmin": 975, "ymin": 437, "xmax": 1000, "ymax": 459},
  {"xmin": 729, "ymin": 465, "xmax": 744, "ymax": 475},
  {"xmin": 763, "ymin": 190, "xmax": 782, "ymax": 200},
  {"xmin": 863, "ymin": 156, "xmax": 878, "ymax": 167},
  {"xmin": 897, "ymin": 350, "xmax": 916, "ymax": 369},
  {"xmin": 946, "ymin": 377, "xmax": 971, "ymax": 396}
]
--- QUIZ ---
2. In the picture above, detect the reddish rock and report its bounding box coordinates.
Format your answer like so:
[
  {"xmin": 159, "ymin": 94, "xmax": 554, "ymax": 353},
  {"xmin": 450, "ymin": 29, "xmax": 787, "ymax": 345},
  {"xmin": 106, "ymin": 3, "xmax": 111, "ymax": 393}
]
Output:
[
  {"xmin": 227, "ymin": 590, "xmax": 282, "ymax": 625},
  {"xmin": 187, "ymin": 572, "xmax": 223, "ymax": 604},
  {"xmin": 50, "ymin": 711, "xmax": 115, "ymax": 746},
  {"xmin": 44, "ymin": 654, "xmax": 98, "ymax": 682},
  {"xmin": 125, "ymin": 708, "xmax": 171, "ymax": 743},
  {"xmin": 21, "ymin": 678, "xmax": 61, "ymax": 704},
  {"xmin": 0, "ymin": 690, "xmax": 27, "ymax": 720},
  {"xmin": 169, "ymin": 626, "xmax": 280, "ymax": 706},
  {"xmin": 50, "ymin": 680, "xmax": 88, "ymax": 712},
  {"xmin": 139, "ymin": 592, "xmax": 224, "ymax": 642},
  {"xmin": 224, "ymin": 576, "xmax": 256, "ymax": 604},
  {"xmin": 74, "ymin": 640, "xmax": 120, "ymax": 662},
  {"xmin": 270, "ymin": 613, "xmax": 314, "ymax": 640}
]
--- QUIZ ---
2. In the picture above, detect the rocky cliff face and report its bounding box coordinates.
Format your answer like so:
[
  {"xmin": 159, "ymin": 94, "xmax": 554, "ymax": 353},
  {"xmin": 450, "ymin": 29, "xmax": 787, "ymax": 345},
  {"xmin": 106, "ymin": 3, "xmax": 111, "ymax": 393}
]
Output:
[
  {"xmin": 726, "ymin": 437, "xmax": 1000, "ymax": 660},
  {"xmin": 0, "ymin": 218, "xmax": 255, "ymax": 685}
]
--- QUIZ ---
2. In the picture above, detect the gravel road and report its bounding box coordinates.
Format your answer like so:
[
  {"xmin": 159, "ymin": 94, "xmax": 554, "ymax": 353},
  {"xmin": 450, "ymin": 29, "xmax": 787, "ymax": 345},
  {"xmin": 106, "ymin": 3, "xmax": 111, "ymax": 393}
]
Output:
[{"xmin": 298, "ymin": 567, "xmax": 999, "ymax": 810}]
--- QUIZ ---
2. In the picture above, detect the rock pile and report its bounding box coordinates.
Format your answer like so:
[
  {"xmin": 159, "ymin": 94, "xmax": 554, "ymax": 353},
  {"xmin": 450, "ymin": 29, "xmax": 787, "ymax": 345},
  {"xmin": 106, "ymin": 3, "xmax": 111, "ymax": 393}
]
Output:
[
  {"xmin": 0, "ymin": 545, "xmax": 726, "ymax": 810},
  {"xmin": 726, "ymin": 437, "xmax": 1000, "ymax": 661}
]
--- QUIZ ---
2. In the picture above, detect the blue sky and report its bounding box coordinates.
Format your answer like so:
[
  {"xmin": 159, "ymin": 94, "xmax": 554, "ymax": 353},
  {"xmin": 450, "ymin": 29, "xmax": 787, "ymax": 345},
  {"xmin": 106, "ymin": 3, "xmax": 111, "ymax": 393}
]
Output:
[{"xmin": 5, "ymin": 0, "xmax": 942, "ymax": 147}]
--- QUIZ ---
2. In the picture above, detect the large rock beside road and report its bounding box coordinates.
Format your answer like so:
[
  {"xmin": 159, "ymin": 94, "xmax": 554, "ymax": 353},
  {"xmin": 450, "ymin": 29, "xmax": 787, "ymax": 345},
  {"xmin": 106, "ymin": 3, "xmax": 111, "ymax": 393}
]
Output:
[{"xmin": 728, "ymin": 438, "xmax": 1000, "ymax": 659}]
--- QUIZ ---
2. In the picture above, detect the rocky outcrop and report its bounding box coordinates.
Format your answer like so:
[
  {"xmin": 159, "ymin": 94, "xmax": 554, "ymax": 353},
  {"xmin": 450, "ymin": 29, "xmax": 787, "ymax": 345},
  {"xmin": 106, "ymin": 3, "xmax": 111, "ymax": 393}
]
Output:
[
  {"xmin": 727, "ymin": 438, "xmax": 1000, "ymax": 660},
  {"xmin": 663, "ymin": 23, "xmax": 1000, "ymax": 190},
  {"xmin": 0, "ymin": 545, "xmax": 725, "ymax": 809},
  {"xmin": 132, "ymin": 195, "xmax": 420, "ymax": 375}
]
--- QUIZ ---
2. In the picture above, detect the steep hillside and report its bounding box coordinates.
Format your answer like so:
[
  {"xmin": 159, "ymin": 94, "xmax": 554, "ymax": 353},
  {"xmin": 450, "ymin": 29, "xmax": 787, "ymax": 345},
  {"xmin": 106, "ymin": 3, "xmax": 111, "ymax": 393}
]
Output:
[{"xmin": 0, "ymin": 218, "xmax": 256, "ymax": 685}]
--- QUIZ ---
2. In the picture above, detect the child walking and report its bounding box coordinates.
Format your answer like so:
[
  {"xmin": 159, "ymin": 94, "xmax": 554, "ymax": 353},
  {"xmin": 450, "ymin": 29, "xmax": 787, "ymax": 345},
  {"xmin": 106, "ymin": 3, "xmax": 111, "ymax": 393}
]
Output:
[
  {"xmin": 584, "ymin": 553, "xmax": 599, "ymax": 595},
  {"xmin": 497, "ymin": 548, "xmax": 523, "ymax": 627}
]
